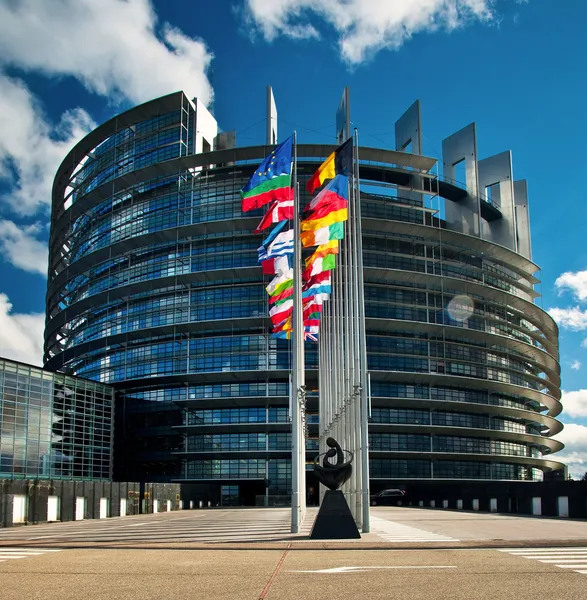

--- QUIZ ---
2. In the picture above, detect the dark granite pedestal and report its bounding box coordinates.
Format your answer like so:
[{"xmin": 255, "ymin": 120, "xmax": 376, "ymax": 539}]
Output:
[{"xmin": 309, "ymin": 490, "xmax": 361, "ymax": 539}]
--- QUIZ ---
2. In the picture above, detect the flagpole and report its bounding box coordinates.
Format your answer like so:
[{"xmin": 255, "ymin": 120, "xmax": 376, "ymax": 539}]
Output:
[
  {"xmin": 291, "ymin": 131, "xmax": 304, "ymax": 533},
  {"xmin": 353, "ymin": 128, "xmax": 370, "ymax": 533}
]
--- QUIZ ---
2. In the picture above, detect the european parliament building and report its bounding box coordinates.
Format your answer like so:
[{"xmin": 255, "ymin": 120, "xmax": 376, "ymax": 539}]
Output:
[{"xmin": 44, "ymin": 89, "xmax": 564, "ymax": 506}]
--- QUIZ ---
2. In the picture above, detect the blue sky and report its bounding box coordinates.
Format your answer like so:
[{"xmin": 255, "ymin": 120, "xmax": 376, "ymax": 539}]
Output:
[{"xmin": 1, "ymin": 0, "xmax": 586, "ymax": 475}]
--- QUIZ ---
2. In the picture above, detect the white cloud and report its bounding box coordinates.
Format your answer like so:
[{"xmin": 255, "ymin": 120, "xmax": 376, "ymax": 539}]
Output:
[
  {"xmin": 560, "ymin": 389, "xmax": 587, "ymax": 419},
  {"xmin": 0, "ymin": 73, "xmax": 96, "ymax": 215},
  {"xmin": 0, "ymin": 293, "xmax": 45, "ymax": 366},
  {"xmin": 571, "ymin": 360, "xmax": 581, "ymax": 370},
  {"xmin": 555, "ymin": 269, "xmax": 587, "ymax": 302},
  {"xmin": 0, "ymin": 0, "xmax": 213, "ymax": 106},
  {"xmin": 548, "ymin": 306, "xmax": 587, "ymax": 331},
  {"xmin": 552, "ymin": 422, "xmax": 587, "ymax": 480},
  {"xmin": 0, "ymin": 220, "xmax": 48, "ymax": 276},
  {"xmin": 242, "ymin": 0, "xmax": 495, "ymax": 64}
]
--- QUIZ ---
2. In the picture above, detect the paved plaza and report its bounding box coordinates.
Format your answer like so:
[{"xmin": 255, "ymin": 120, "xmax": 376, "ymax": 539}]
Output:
[{"xmin": 1, "ymin": 507, "xmax": 587, "ymax": 599}]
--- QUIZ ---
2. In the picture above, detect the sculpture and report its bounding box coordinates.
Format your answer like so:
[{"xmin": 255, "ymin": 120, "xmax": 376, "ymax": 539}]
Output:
[
  {"xmin": 313, "ymin": 437, "xmax": 353, "ymax": 491},
  {"xmin": 310, "ymin": 436, "xmax": 360, "ymax": 539}
]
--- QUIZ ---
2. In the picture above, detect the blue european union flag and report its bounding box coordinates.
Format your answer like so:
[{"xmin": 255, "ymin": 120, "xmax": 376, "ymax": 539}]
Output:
[{"xmin": 241, "ymin": 135, "xmax": 293, "ymax": 194}]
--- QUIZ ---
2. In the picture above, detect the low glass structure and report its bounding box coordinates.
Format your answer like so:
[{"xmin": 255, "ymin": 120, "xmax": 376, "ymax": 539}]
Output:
[
  {"xmin": 45, "ymin": 91, "xmax": 564, "ymax": 504},
  {"xmin": 0, "ymin": 358, "xmax": 114, "ymax": 480}
]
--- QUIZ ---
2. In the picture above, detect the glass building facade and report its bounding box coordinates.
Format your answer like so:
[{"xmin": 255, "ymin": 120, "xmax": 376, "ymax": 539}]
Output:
[
  {"xmin": 0, "ymin": 358, "xmax": 114, "ymax": 480},
  {"xmin": 45, "ymin": 92, "xmax": 563, "ymax": 503}
]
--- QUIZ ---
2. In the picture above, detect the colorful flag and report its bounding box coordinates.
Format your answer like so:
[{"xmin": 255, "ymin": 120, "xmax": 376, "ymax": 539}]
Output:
[
  {"xmin": 304, "ymin": 331, "xmax": 318, "ymax": 342},
  {"xmin": 303, "ymin": 318, "xmax": 321, "ymax": 328},
  {"xmin": 303, "ymin": 255, "xmax": 336, "ymax": 280},
  {"xmin": 262, "ymin": 220, "xmax": 288, "ymax": 247},
  {"xmin": 305, "ymin": 241, "xmax": 339, "ymax": 268},
  {"xmin": 302, "ymin": 273, "xmax": 332, "ymax": 298},
  {"xmin": 270, "ymin": 302, "xmax": 293, "ymax": 325},
  {"xmin": 273, "ymin": 317, "xmax": 293, "ymax": 332},
  {"xmin": 306, "ymin": 138, "xmax": 353, "ymax": 194},
  {"xmin": 269, "ymin": 286, "xmax": 294, "ymax": 304},
  {"xmin": 268, "ymin": 278, "xmax": 293, "ymax": 298},
  {"xmin": 303, "ymin": 301, "xmax": 323, "ymax": 320},
  {"xmin": 301, "ymin": 208, "xmax": 348, "ymax": 232},
  {"xmin": 254, "ymin": 199, "xmax": 295, "ymax": 233},
  {"xmin": 258, "ymin": 237, "xmax": 293, "ymax": 262},
  {"xmin": 268, "ymin": 229, "xmax": 294, "ymax": 256},
  {"xmin": 272, "ymin": 331, "xmax": 291, "ymax": 340},
  {"xmin": 301, "ymin": 221, "xmax": 344, "ymax": 248},
  {"xmin": 266, "ymin": 270, "xmax": 293, "ymax": 295},
  {"xmin": 261, "ymin": 255, "xmax": 290, "ymax": 275},
  {"xmin": 308, "ymin": 175, "xmax": 349, "ymax": 211},
  {"xmin": 304, "ymin": 271, "xmax": 332, "ymax": 287},
  {"xmin": 305, "ymin": 291, "xmax": 331, "ymax": 303},
  {"xmin": 241, "ymin": 136, "xmax": 294, "ymax": 212},
  {"xmin": 305, "ymin": 198, "xmax": 347, "ymax": 223}
]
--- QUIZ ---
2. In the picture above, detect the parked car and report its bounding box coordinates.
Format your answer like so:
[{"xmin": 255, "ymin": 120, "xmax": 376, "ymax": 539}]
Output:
[{"xmin": 370, "ymin": 489, "xmax": 406, "ymax": 506}]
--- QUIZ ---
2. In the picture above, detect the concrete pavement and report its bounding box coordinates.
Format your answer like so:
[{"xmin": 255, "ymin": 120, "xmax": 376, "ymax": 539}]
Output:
[
  {"xmin": 2, "ymin": 507, "xmax": 587, "ymax": 599},
  {"xmin": 1, "ymin": 547, "xmax": 587, "ymax": 600}
]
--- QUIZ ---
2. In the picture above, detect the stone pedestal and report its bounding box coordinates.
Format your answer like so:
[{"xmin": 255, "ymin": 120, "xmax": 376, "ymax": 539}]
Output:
[{"xmin": 309, "ymin": 490, "xmax": 361, "ymax": 539}]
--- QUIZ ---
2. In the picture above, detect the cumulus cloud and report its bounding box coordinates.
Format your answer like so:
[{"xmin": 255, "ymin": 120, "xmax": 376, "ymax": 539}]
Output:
[
  {"xmin": 0, "ymin": 220, "xmax": 48, "ymax": 276},
  {"xmin": 555, "ymin": 269, "xmax": 587, "ymax": 302},
  {"xmin": 0, "ymin": 0, "xmax": 214, "ymax": 219},
  {"xmin": 0, "ymin": 0, "xmax": 213, "ymax": 106},
  {"xmin": 242, "ymin": 0, "xmax": 495, "ymax": 63},
  {"xmin": 0, "ymin": 293, "xmax": 45, "ymax": 366},
  {"xmin": 553, "ymin": 423, "xmax": 587, "ymax": 480},
  {"xmin": 0, "ymin": 73, "xmax": 95, "ymax": 215},
  {"xmin": 560, "ymin": 389, "xmax": 587, "ymax": 419},
  {"xmin": 548, "ymin": 306, "xmax": 587, "ymax": 331},
  {"xmin": 571, "ymin": 360, "xmax": 581, "ymax": 370}
]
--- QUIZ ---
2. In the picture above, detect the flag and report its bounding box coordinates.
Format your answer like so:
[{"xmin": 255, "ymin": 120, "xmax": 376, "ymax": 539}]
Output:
[
  {"xmin": 304, "ymin": 318, "xmax": 321, "ymax": 328},
  {"xmin": 303, "ymin": 271, "xmax": 331, "ymax": 289},
  {"xmin": 241, "ymin": 136, "xmax": 294, "ymax": 212},
  {"xmin": 304, "ymin": 241, "xmax": 338, "ymax": 268},
  {"xmin": 272, "ymin": 331, "xmax": 291, "ymax": 340},
  {"xmin": 268, "ymin": 229, "xmax": 294, "ymax": 256},
  {"xmin": 306, "ymin": 138, "xmax": 353, "ymax": 194},
  {"xmin": 302, "ymin": 274, "xmax": 332, "ymax": 298},
  {"xmin": 301, "ymin": 221, "xmax": 345, "ymax": 248},
  {"xmin": 262, "ymin": 220, "xmax": 288, "ymax": 247},
  {"xmin": 254, "ymin": 199, "xmax": 295, "ymax": 233},
  {"xmin": 304, "ymin": 331, "xmax": 318, "ymax": 342},
  {"xmin": 305, "ymin": 197, "xmax": 347, "ymax": 222},
  {"xmin": 273, "ymin": 317, "xmax": 292, "ymax": 332},
  {"xmin": 304, "ymin": 291, "xmax": 330, "ymax": 303},
  {"xmin": 266, "ymin": 270, "xmax": 293, "ymax": 295},
  {"xmin": 258, "ymin": 234, "xmax": 294, "ymax": 262},
  {"xmin": 270, "ymin": 302, "xmax": 293, "ymax": 325},
  {"xmin": 261, "ymin": 255, "xmax": 290, "ymax": 275},
  {"xmin": 301, "ymin": 208, "xmax": 348, "ymax": 231},
  {"xmin": 303, "ymin": 254, "xmax": 336, "ymax": 280},
  {"xmin": 268, "ymin": 286, "xmax": 294, "ymax": 304},
  {"xmin": 308, "ymin": 175, "xmax": 349, "ymax": 211},
  {"xmin": 303, "ymin": 300, "xmax": 323, "ymax": 320},
  {"xmin": 268, "ymin": 277, "xmax": 293, "ymax": 297}
]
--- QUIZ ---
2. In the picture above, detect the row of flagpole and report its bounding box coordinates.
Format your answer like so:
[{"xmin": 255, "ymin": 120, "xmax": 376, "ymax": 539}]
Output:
[
  {"xmin": 291, "ymin": 134, "xmax": 305, "ymax": 532},
  {"xmin": 240, "ymin": 131, "xmax": 369, "ymax": 533},
  {"xmin": 317, "ymin": 130, "xmax": 370, "ymax": 532}
]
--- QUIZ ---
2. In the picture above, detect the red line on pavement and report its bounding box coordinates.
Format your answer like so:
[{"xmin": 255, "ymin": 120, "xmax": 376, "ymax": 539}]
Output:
[{"xmin": 259, "ymin": 543, "xmax": 291, "ymax": 599}]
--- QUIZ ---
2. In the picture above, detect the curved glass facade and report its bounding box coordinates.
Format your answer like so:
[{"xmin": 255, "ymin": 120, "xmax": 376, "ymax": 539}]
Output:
[{"xmin": 46, "ymin": 92, "xmax": 563, "ymax": 500}]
